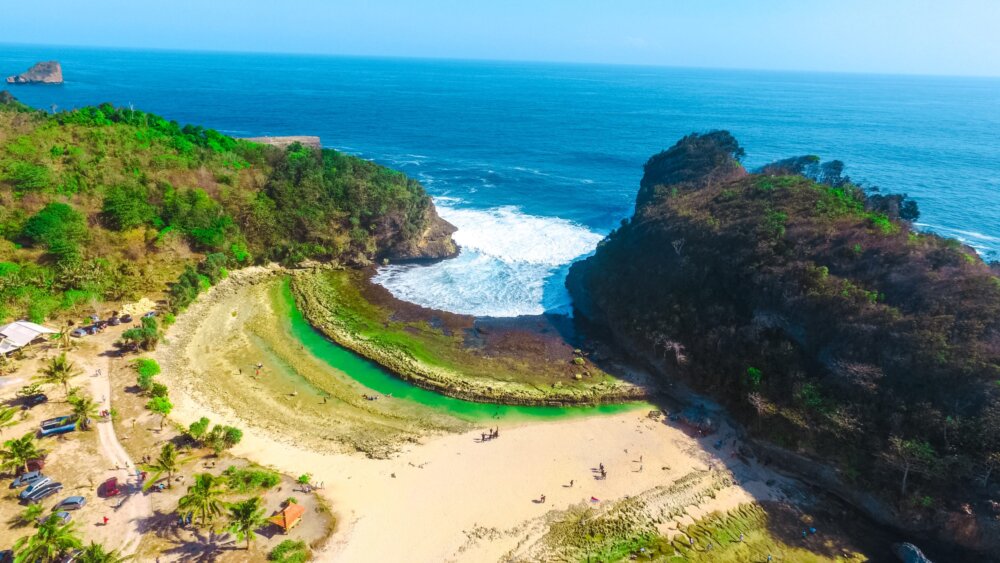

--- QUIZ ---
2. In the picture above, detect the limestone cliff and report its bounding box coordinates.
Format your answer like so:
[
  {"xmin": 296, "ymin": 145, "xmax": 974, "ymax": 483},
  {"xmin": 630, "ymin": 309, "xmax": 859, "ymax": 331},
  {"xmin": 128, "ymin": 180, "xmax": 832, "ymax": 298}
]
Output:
[
  {"xmin": 383, "ymin": 205, "xmax": 459, "ymax": 262},
  {"xmin": 6, "ymin": 61, "xmax": 63, "ymax": 84}
]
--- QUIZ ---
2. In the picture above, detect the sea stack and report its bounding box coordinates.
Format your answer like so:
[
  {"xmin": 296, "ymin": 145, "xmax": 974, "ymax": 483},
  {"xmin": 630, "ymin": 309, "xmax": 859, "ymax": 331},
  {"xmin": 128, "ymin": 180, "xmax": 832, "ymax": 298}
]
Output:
[{"xmin": 6, "ymin": 61, "xmax": 63, "ymax": 84}]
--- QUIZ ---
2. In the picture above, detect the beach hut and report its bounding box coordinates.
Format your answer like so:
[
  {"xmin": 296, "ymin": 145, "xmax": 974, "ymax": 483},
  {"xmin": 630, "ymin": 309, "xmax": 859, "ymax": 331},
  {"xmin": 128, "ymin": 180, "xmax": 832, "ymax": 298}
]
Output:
[
  {"xmin": 269, "ymin": 502, "xmax": 306, "ymax": 534},
  {"xmin": 0, "ymin": 321, "xmax": 57, "ymax": 356}
]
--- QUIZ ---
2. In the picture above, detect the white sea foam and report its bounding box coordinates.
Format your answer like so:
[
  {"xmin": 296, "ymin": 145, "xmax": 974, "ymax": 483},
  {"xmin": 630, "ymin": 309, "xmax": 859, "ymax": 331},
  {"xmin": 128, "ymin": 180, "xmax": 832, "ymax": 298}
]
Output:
[{"xmin": 372, "ymin": 203, "xmax": 605, "ymax": 317}]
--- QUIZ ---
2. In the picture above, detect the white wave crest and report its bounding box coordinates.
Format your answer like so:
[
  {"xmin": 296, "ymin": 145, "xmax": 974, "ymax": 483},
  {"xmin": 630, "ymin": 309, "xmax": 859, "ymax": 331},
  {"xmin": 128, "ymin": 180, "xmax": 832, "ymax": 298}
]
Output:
[{"xmin": 372, "ymin": 204, "xmax": 604, "ymax": 317}]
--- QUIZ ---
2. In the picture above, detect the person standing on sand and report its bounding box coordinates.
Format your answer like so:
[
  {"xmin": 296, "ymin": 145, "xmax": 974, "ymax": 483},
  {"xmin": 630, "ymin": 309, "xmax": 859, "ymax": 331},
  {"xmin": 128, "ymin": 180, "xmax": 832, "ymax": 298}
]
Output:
[
  {"xmin": 540, "ymin": 494, "xmax": 545, "ymax": 503},
  {"xmin": 569, "ymin": 479, "xmax": 574, "ymax": 487}
]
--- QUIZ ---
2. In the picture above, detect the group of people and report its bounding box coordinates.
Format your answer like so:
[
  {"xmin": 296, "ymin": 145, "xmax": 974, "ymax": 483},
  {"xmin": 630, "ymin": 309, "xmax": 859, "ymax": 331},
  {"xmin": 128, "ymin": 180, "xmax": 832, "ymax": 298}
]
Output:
[
  {"xmin": 598, "ymin": 462, "xmax": 607, "ymax": 479},
  {"xmin": 480, "ymin": 427, "xmax": 500, "ymax": 442}
]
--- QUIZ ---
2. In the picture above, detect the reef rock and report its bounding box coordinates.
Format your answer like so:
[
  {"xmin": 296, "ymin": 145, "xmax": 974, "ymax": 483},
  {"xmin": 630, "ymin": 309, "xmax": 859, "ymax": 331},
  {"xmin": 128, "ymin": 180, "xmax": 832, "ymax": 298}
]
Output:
[{"xmin": 6, "ymin": 61, "xmax": 63, "ymax": 84}]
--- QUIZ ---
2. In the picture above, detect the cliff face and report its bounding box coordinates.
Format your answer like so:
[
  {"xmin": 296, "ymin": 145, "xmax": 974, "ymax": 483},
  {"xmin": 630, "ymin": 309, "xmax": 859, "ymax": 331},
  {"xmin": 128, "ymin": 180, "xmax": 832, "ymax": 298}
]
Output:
[
  {"xmin": 568, "ymin": 132, "xmax": 1000, "ymax": 555},
  {"xmin": 383, "ymin": 207, "xmax": 459, "ymax": 262},
  {"xmin": 6, "ymin": 61, "xmax": 63, "ymax": 84}
]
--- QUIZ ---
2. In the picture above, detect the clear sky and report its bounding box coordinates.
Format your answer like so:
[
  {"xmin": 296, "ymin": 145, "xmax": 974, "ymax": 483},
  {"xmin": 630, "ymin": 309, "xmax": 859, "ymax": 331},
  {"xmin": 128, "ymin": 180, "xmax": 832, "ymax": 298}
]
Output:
[{"xmin": 3, "ymin": 0, "xmax": 998, "ymax": 76}]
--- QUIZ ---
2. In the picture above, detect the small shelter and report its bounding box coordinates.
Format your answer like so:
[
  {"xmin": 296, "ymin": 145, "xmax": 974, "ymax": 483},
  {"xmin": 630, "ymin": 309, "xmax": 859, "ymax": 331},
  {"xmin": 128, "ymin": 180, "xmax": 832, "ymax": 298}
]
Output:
[
  {"xmin": 0, "ymin": 321, "xmax": 57, "ymax": 356},
  {"xmin": 269, "ymin": 502, "xmax": 306, "ymax": 533}
]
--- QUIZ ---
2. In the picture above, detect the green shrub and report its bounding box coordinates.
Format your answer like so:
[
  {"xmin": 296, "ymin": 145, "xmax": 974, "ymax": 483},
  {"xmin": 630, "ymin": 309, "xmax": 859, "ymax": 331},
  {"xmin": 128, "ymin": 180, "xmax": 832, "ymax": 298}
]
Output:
[
  {"xmin": 223, "ymin": 465, "xmax": 281, "ymax": 493},
  {"xmin": 268, "ymin": 539, "xmax": 309, "ymax": 563},
  {"xmin": 102, "ymin": 184, "xmax": 158, "ymax": 230}
]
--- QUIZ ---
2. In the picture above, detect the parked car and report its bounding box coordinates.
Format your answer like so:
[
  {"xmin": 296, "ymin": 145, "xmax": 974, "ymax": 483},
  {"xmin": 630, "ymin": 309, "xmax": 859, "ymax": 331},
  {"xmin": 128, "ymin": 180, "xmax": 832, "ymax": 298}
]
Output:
[
  {"xmin": 9, "ymin": 470, "xmax": 43, "ymax": 489},
  {"xmin": 53, "ymin": 496, "xmax": 86, "ymax": 511},
  {"xmin": 0, "ymin": 549, "xmax": 12, "ymax": 563},
  {"xmin": 119, "ymin": 314, "xmax": 133, "ymax": 323},
  {"xmin": 108, "ymin": 316, "xmax": 121, "ymax": 326},
  {"xmin": 142, "ymin": 311, "xmax": 156, "ymax": 318},
  {"xmin": 39, "ymin": 416, "xmax": 76, "ymax": 437},
  {"xmin": 39, "ymin": 511, "xmax": 71, "ymax": 525},
  {"xmin": 23, "ymin": 393, "xmax": 48, "ymax": 408},
  {"xmin": 69, "ymin": 328, "xmax": 88, "ymax": 338},
  {"xmin": 18, "ymin": 477, "xmax": 52, "ymax": 500},
  {"xmin": 23, "ymin": 482, "xmax": 62, "ymax": 504},
  {"xmin": 99, "ymin": 477, "xmax": 120, "ymax": 498}
]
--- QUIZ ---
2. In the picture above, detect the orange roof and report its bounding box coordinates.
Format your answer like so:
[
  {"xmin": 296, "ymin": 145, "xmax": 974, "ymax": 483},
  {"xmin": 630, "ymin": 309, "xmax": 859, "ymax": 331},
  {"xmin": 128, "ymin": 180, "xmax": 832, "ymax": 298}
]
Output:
[{"xmin": 269, "ymin": 502, "xmax": 306, "ymax": 532}]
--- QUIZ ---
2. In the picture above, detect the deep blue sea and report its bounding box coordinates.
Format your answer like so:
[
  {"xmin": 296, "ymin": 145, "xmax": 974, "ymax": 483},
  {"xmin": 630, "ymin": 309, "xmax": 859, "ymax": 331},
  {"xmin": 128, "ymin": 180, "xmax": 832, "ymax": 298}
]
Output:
[{"xmin": 3, "ymin": 45, "xmax": 999, "ymax": 316}]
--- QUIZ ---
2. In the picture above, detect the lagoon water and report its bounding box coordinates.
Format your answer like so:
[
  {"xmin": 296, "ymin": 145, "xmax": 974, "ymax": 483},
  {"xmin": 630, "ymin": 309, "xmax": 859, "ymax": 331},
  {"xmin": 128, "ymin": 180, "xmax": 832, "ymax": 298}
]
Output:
[{"xmin": 4, "ymin": 45, "xmax": 999, "ymax": 317}]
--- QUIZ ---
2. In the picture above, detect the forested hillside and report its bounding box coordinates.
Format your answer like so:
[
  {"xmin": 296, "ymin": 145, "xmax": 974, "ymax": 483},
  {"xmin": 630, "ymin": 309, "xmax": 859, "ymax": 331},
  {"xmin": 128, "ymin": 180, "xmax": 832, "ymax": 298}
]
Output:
[
  {"xmin": 0, "ymin": 92, "xmax": 454, "ymax": 322},
  {"xmin": 568, "ymin": 132, "xmax": 1000, "ymax": 550}
]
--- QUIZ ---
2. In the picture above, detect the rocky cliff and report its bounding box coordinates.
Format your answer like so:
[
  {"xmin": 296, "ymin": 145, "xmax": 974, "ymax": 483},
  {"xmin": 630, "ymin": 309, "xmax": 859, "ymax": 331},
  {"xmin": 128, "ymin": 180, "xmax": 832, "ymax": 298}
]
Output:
[
  {"xmin": 384, "ymin": 208, "xmax": 459, "ymax": 262},
  {"xmin": 6, "ymin": 61, "xmax": 63, "ymax": 84},
  {"xmin": 568, "ymin": 131, "xmax": 1000, "ymax": 557}
]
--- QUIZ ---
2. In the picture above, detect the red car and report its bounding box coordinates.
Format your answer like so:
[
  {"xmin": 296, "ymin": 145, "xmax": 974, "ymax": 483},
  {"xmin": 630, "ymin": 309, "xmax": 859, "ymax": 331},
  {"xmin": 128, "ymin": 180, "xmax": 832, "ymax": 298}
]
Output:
[{"xmin": 99, "ymin": 477, "xmax": 120, "ymax": 497}]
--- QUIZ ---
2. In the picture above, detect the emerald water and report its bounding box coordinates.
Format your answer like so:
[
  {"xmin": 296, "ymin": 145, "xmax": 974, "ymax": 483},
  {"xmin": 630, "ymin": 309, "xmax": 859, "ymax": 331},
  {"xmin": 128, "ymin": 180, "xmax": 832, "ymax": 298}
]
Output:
[{"xmin": 280, "ymin": 280, "xmax": 644, "ymax": 422}]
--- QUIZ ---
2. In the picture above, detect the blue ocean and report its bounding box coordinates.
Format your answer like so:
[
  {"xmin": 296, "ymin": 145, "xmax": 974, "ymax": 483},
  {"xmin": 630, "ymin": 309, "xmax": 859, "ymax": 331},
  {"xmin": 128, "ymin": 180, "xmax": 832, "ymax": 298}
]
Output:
[{"xmin": 3, "ymin": 45, "xmax": 999, "ymax": 316}]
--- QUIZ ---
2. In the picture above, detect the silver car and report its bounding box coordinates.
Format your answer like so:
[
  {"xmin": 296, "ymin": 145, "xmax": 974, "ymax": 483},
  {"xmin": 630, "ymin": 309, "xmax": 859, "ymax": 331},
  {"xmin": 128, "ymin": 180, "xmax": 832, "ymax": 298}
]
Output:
[
  {"xmin": 18, "ymin": 477, "xmax": 51, "ymax": 500},
  {"xmin": 10, "ymin": 470, "xmax": 43, "ymax": 489}
]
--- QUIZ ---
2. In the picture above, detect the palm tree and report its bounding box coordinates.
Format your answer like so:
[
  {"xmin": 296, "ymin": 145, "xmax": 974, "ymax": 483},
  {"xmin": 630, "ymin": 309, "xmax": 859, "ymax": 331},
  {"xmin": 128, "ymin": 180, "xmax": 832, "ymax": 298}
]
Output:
[
  {"xmin": 227, "ymin": 496, "xmax": 268, "ymax": 550},
  {"xmin": 178, "ymin": 473, "xmax": 226, "ymax": 527},
  {"xmin": 0, "ymin": 433, "xmax": 45, "ymax": 474},
  {"xmin": 0, "ymin": 406, "xmax": 20, "ymax": 435},
  {"xmin": 15, "ymin": 503, "xmax": 43, "ymax": 527},
  {"xmin": 13, "ymin": 514, "xmax": 82, "ymax": 562},
  {"xmin": 37, "ymin": 353, "xmax": 81, "ymax": 397},
  {"xmin": 68, "ymin": 394, "xmax": 99, "ymax": 431},
  {"xmin": 143, "ymin": 442, "xmax": 179, "ymax": 490},
  {"xmin": 75, "ymin": 541, "xmax": 131, "ymax": 563}
]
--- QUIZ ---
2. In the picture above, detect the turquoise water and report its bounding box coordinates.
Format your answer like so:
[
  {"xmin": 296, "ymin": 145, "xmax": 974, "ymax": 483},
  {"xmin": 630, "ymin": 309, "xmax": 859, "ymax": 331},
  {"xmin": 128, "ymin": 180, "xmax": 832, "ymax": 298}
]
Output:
[
  {"xmin": 281, "ymin": 280, "xmax": 643, "ymax": 422},
  {"xmin": 3, "ymin": 45, "xmax": 998, "ymax": 318}
]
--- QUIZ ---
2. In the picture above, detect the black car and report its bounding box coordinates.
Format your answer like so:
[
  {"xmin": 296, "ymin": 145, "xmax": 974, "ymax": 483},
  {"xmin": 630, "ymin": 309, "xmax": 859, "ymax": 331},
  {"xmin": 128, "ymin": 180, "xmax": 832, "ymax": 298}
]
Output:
[
  {"xmin": 119, "ymin": 314, "xmax": 133, "ymax": 323},
  {"xmin": 25, "ymin": 393, "xmax": 48, "ymax": 408},
  {"xmin": 23, "ymin": 481, "xmax": 62, "ymax": 504},
  {"xmin": 108, "ymin": 316, "xmax": 121, "ymax": 326}
]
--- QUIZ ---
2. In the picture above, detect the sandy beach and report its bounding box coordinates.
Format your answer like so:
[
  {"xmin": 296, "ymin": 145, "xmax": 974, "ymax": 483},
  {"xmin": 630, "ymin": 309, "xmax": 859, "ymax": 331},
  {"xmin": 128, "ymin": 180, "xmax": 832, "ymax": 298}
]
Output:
[{"xmin": 154, "ymin": 267, "xmax": 804, "ymax": 561}]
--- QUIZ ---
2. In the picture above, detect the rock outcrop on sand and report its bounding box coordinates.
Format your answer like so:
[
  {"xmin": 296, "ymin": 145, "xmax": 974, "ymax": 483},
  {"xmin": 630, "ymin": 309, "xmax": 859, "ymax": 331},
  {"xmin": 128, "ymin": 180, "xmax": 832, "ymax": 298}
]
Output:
[{"xmin": 6, "ymin": 61, "xmax": 63, "ymax": 84}]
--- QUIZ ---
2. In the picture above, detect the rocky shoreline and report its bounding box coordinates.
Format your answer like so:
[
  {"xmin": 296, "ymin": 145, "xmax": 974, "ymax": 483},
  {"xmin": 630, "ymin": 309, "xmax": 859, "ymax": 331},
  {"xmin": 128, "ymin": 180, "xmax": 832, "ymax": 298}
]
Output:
[{"xmin": 6, "ymin": 61, "xmax": 63, "ymax": 84}]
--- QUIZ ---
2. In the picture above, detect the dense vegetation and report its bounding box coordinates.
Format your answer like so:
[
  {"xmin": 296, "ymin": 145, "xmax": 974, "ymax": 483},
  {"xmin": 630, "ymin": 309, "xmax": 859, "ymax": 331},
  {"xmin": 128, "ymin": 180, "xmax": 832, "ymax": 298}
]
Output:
[
  {"xmin": 569, "ymin": 133, "xmax": 1000, "ymax": 518},
  {"xmin": 0, "ymin": 93, "xmax": 442, "ymax": 322}
]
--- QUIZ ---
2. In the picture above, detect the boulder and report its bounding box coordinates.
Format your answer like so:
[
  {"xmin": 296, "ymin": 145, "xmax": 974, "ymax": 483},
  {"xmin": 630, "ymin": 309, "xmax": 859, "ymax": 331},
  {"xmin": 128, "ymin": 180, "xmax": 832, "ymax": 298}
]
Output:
[{"xmin": 6, "ymin": 61, "xmax": 63, "ymax": 84}]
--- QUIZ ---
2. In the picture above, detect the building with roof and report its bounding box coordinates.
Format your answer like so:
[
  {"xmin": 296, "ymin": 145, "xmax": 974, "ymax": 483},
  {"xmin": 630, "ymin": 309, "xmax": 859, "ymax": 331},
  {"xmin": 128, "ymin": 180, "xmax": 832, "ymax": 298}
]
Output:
[
  {"xmin": 268, "ymin": 501, "xmax": 306, "ymax": 533},
  {"xmin": 0, "ymin": 321, "xmax": 57, "ymax": 356}
]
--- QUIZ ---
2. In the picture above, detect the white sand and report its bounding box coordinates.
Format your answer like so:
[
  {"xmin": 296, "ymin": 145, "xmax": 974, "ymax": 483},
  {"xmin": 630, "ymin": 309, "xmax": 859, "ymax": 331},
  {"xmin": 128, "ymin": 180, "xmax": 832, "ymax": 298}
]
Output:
[{"xmin": 168, "ymin": 382, "xmax": 790, "ymax": 562}]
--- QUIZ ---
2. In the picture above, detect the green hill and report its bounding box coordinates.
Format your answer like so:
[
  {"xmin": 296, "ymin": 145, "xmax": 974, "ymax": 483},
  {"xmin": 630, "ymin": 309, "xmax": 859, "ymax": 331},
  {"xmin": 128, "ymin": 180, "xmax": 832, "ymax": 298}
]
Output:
[
  {"xmin": 568, "ymin": 132, "xmax": 1000, "ymax": 551},
  {"xmin": 0, "ymin": 93, "xmax": 455, "ymax": 322}
]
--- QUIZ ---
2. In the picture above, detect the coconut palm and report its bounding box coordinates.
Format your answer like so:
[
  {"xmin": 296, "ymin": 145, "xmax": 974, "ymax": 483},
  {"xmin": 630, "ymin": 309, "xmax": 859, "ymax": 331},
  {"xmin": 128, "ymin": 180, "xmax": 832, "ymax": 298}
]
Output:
[
  {"xmin": 68, "ymin": 394, "xmax": 99, "ymax": 430},
  {"xmin": 178, "ymin": 473, "xmax": 226, "ymax": 527},
  {"xmin": 143, "ymin": 442, "xmax": 181, "ymax": 490},
  {"xmin": 37, "ymin": 353, "xmax": 81, "ymax": 397},
  {"xmin": 0, "ymin": 433, "xmax": 45, "ymax": 473},
  {"xmin": 227, "ymin": 496, "xmax": 268, "ymax": 549},
  {"xmin": 75, "ymin": 541, "xmax": 131, "ymax": 563},
  {"xmin": 13, "ymin": 514, "xmax": 82, "ymax": 562},
  {"xmin": 0, "ymin": 406, "xmax": 20, "ymax": 436}
]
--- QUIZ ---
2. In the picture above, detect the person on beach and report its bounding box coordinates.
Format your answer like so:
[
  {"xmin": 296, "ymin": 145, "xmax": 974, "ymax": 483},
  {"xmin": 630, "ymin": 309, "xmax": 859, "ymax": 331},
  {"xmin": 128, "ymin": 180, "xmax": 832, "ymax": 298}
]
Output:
[
  {"xmin": 569, "ymin": 479, "xmax": 574, "ymax": 487},
  {"xmin": 102, "ymin": 516, "xmax": 108, "ymax": 526},
  {"xmin": 540, "ymin": 494, "xmax": 546, "ymax": 503}
]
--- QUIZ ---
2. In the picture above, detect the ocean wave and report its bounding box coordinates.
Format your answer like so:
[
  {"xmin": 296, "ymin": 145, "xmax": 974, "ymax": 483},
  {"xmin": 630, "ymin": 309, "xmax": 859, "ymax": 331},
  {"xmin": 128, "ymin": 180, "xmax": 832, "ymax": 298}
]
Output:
[{"xmin": 373, "ymin": 205, "xmax": 604, "ymax": 317}]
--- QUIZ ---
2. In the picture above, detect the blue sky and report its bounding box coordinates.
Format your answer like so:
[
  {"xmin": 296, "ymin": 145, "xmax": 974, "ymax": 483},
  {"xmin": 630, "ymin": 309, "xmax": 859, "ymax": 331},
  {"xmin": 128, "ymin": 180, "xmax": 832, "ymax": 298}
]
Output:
[{"xmin": 2, "ymin": 0, "xmax": 998, "ymax": 76}]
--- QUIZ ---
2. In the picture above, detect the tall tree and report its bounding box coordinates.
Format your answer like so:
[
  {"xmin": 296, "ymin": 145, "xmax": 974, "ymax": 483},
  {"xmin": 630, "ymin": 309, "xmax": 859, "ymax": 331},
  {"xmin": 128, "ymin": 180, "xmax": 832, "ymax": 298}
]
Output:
[
  {"xmin": 68, "ymin": 394, "xmax": 99, "ymax": 430},
  {"xmin": 227, "ymin": 496, "xmax": 268, "ymax": 549},
  {"xmin": 178, "ymin": 473, "xmax": 225, "ymax": 527},
  {"xmin": 37, "ymin": 353, "xmax": 81, "ymax": 397},
  {"xmin": 144, "ymin": 442, "xmax": 179, "ymax": 489},
  {"xmin": 13, "ymin": 515, "xmax": 83, "ymax": 562},
  {"xmin": 146, "ymin": 397, "xmax": 173, "ymax": 430},
  {"xmin": 884, "ymin": 436, "xmax": 938, "ymax": 496},
  {"xmin": 0, "ymin": 433, "xmax": 45, "ymax": 473}
]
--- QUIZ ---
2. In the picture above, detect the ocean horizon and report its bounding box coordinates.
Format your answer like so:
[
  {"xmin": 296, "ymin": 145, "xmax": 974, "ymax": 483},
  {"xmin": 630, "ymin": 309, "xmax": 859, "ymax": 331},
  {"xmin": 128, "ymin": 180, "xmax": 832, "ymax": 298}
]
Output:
[{"xmin": 4, "ymin": 43, "xmax": 999, "ymax": 317}]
